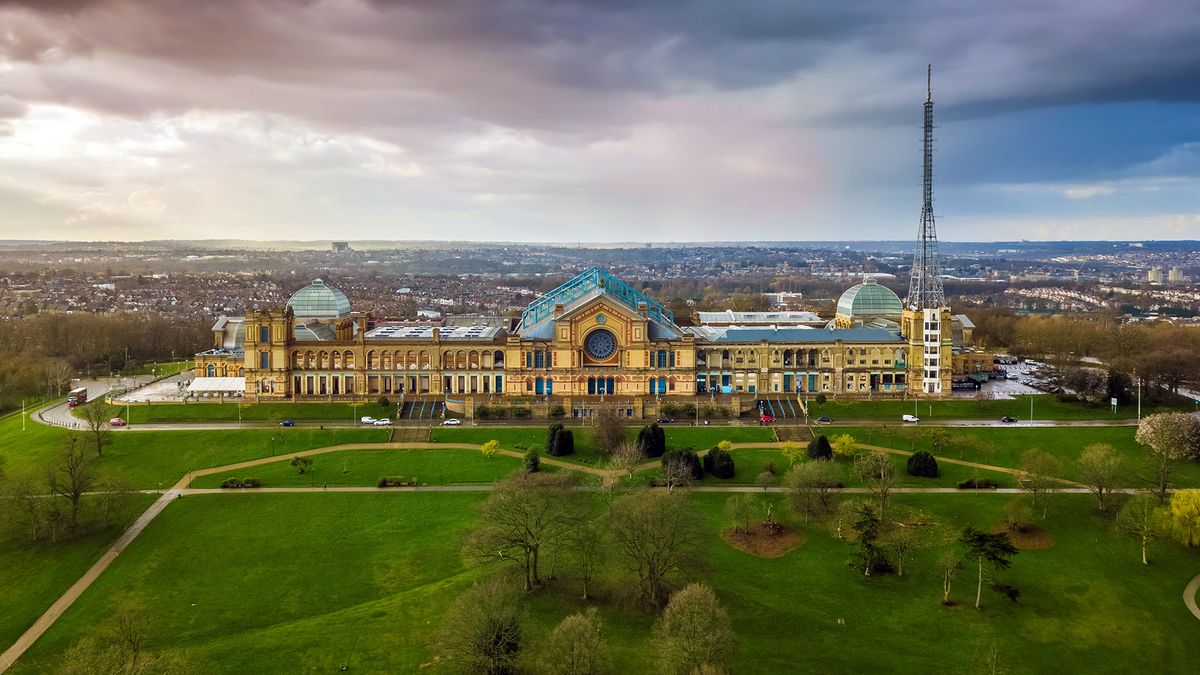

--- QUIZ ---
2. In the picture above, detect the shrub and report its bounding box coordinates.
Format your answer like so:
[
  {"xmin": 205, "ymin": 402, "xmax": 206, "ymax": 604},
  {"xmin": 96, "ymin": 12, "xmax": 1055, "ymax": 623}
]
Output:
[
  {"xmin": 476, "ymin": 405, "xmax": 493, "ymax": 420},
  {"xmin": 524, "ymin": 449, "xmax": 540, "ymax": 474},
  {"xmin": 814, "ymin": 393, "xmax": 828, "ymax": 405},
  {"xmin": 549, "ymin": 405, "xmax": 566, "ymax": 419},
  {"xmin": 637, "ymin": 423, "xmax": 667, "ymax": 458},
  {"xmin": 220, "ymin": 477, "xmax": 242, "ymax": 489},
  {"xmin": 481, "ymin": 440, "xmax": 501, "ymax": 458},
  {"xmin": 377, "ymin": 395, "xmax": 390, "ymax": 408},
  {"xmin": 242, "ymin": 478, "xmax": 261, "ymax": 488},
  {"xmin": 511, "ymin": 406, "xmax": 531, "ymax": 419},
  {"xmin": 807, "ymin": 435, "xmax": 833, "ymax": 460},
  {"xmin": 957, "ymin": 478, "xmax": 999, "ymax": 490},
  {"xmin": 555, "ymin": 429, "xmax": 575, "ymax": 456},
  {"xmin": 763, "ymin": 462, "xmax": 777, "ymax": 476},
  {"xmin": 906, "ymin": 451, "xmax": 940, "ymax": 478},
  {"xmin": 703, "ymin": 448, "xmax": 736, "ymax": 479},
  {"xmin": 377, "ymin": 476, "xmax": 415, "ymax": 487},
  {"xmin": 661, "ymin": 448, "xmax": 703, "ymax": 480}
]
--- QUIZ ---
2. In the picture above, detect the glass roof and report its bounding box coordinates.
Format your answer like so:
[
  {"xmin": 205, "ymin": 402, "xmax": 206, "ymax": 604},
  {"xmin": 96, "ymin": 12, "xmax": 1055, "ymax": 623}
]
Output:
[
  {"xmin": 287, "ymin": 279, "xmax": 351, "ymax": 319},
  {"xmin": 836, "ymin": 278, "xmax": 903, "ymax": 318}
]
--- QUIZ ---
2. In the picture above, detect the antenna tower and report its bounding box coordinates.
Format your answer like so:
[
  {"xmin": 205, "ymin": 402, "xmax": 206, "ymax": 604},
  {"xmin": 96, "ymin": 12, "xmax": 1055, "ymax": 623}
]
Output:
[{"xmin": 906, "ymin": 64, "xmax": 946, "ymax": 310}]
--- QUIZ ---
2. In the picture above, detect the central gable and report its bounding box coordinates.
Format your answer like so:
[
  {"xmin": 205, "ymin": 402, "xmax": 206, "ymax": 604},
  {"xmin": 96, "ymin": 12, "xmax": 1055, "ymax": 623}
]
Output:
[{"xmin": 553, "ymin": 295, "xmax": 649, "ymax": 350}]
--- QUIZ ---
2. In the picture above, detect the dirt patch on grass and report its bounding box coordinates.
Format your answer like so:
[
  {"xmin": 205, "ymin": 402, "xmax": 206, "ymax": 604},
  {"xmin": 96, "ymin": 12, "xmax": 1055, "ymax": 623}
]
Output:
[
  {"xmin": 722, "ymin": 523, "xmax": 805, "ymax": 558},
  {"xmin": 991, "ymin": 523, "xmax": 1054, "ymax": 550}
]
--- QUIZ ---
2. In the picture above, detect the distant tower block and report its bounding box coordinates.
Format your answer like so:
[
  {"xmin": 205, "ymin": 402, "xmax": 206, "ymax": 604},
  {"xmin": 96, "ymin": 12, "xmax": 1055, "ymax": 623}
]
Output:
[
  {"xmin": 1168, "ymin": 267, "xmax": 1183, "ymax": 282},
  {"xmin": 905, "ymin": 64, "xmax": 946, "ymax": 311},
  {"xmin": 1148, "ymin": 267, "xmax": 1163, "ymax": 283},
  {"xmin": 332, "ymin": 241, "xmax": 351, "ymax": 253}
]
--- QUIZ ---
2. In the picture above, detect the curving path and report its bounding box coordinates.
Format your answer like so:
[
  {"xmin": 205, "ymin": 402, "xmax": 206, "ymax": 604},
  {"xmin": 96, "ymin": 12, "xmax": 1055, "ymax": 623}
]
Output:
[{"xmin": 1185, "ymin": 573, "xmax": 1200, "ymax": 622}]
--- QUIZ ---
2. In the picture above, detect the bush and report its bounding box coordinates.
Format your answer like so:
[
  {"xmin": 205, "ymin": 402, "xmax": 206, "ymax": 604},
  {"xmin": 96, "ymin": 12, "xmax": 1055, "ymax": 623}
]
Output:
[
  {"xmin": 807, "ymin": 435, "xmax": 833, "ymax": 460},
  {"xmin": 511, "ymin": 406, "xmax": 531, "ymax": 419},
  {"xmin": 814, "ymin": 393, "xmax": 828, "ymax": 405},
  {"xmin": 661, "ymin": 448, "xmax": 703, "ymax": 480},
  {"xmin": 377, "ymin": 395, "xmax": 390, "ymax": 408},
  {"xmin": 957, "ymin": 478, "xmax": 999, "ymax": 490},
  {"xmin": 703, "ymin": 448, "xmax": 736, "ymax": 479},
  {"xmin": 637, "ymin": 423, "xmax": 667, "ymax": 458},
  {"xmin": 906, "ymin": 451, "xmax": 940, "ymax": 478},
  {"xmin": 220, "ymin": 477, "xmax": 242, "ymax": 489},
  {"xmin": 524, "ymin": 449, "xmax": 540, "ymax": 474},
  {"xmin": 549, "ymin": 405, "xmax": 566, "ymax": 419},
  {"xmin": 242, "ymin": 478, "xmax": 261, "ymax": 488},
  {"xmin": 555, "ymin": 429, "xmax": 575, "ymax": 456},
  {"xmin": 476, "ymin": 405, "xmax": 493, "ymax": 420},
  {"xmin": 377, "ymin": 476, "xmax": 416, "ymax": 488}
]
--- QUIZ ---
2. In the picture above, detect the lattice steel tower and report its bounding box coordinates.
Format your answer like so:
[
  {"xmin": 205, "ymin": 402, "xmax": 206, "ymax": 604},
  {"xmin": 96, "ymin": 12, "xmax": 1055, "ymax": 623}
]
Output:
[{"xmin": 906, "ymin": 64, "xmax": 946, "ymax": 310}]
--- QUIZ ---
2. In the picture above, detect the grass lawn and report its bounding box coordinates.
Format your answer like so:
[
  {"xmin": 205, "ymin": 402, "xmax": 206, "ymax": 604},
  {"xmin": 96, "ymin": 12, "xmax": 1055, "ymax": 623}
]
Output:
[
  {"xmin": 806, "ymin": 394, "xmax": 1190, "ymax": 421},
  {"xmin": 0, "ymin": 493, "xmax": 158, "ymax": 649},
  {"xmin": 114, "ymin": 401, "xmax": 400, "ymax": 425},
  {"xmin": 15, "ymin": 492, "xmax": 1200, "ymax": 672},
  {"xmin": 124, "ymin": 359, "xmax": 194, "ymax": 377},
  {"xmin": 429, "ymin": 425, "xmax": 774, "ymax": 467},
  {"xmin": 0, "ymin": 411, "xmax": 388, "ymax": 488},
  {"xmin": 825, "ymin": 425, "xmax": 1200, "ymax": 487},
  {"xmin": 188, "ymin": 447, "xmax": 536, "ymax": 488}
]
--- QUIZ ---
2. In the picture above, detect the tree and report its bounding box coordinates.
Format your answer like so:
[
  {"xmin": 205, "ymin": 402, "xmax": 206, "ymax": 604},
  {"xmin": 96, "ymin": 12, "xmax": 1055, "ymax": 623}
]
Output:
[
  {"xmin": 853, "ymin": 450, "xmax": 897, "ymax": 517},
  {"xmin": 1166, "ymin": 489, "xmax": 1200, "ymax": 547},
  {"xmin": 937, "ymin": 548, "xmax": 960, "ymax": 605},
  {"xmin": 555, "ymin": 429, "xmax": 575, "ymax": 457},
  {"xmin": 654, "ymin": 583, "xmax": 734, "ymax": 675},
  {"xmin": 564, "ymin": 521, "xmax": 606, "ymax": 601},
  {"xmin": 79, "ymin": 400, "xmax": 118, "ymax": 457},
  {"xmin": 1002, "ymin": 496, "xmax": 1034, "ymax": 534},
  {"xmin": 660, "ymin": 449, "xmax": 702, "ymax": 492},
  {"xmin": 1118, "ymin": 495, "xmax": 1165, "ymax": 565},
  {"xmin": 1017, "ymin": 449, "xmax": 1061, "ymax": 519},
  {"xmin": 636, "ymin": 423, "xmax": 666, "ymax": 458},
  {"xmin": 1136, "ymin": 413, "xmax": 1200, "ymax": 503},
  {"xmin": 724, "ymin": 494, "xmax": 759, "ymax": 533},
  {"xmin": 593, "ymin": 409, "xmax": 625, "ymax": 457},
  {"xmin": 537, "ymin": 608, "xmax": 610, "ymax": 675},
  {"xmin": 610, "ymin": 442, "xmax": 644, "ymax": 480},
  {"xmin": 290, "ymin": 456, "xmax": 313, "ymax": 474},
  {"xmin": 377, "ymin": 395, "xmax": 390, "ymax": 408},
  {"xmin": 959, "ymin": 526, "xmax": 1019, "ymax": 609},
  {"xmin": 47, "ymin": 359, "xmax": 74, "ymax": 396},
  {"xmin": 849, "ymin": 503, "xmax": 890, "ymax": 576},
  {"xmin": 523, "ymin": 449, "xmax": 540, "ymax": 475},
  {"xmin": 926, "ymin": 429, "xmax": 952, "ymax": 456},
  {"xmin": 703, "ymin": 448, "xmax": 735, "ymax": 479},
  {"xmin": 806, "ymin": 435, "xmax": 833, "ymax": 460},
  {"xmin": 480, "ymin": 440, "xmax": 501, "ymax": 459},
  {"xmin": 47, "ymin": 437, "xmax": 98, "ymax": 527},
  {"xmin": 606, "ymin": 491, "xmax": 704, "ymax": 608},
  {"xmin": 783, "ymin": 459, "xmax": 841, "ymax": 522},
  {"xmin": 906, "ymin": 451, "xmax": 939, "ymax": 478},
  {"xmin": 780, "ymin": 442, "xmax": 803, "ymax": 465},
  {"xmin": 546, "ymin": 423, "xmax": 563, "ymax": 455},
  {"xmin": 755, "ymin": 470, "xmax": 776, "ymax": 490},
  {"xmin": 58, "ymin": 638, "xmax": 200, "ymax": 675},
  {"xmin": 716, "ymin": 440, "xmax": 733, "ymax": 453},
  {"xmin": 95, "ymin": 477, "xmax": 136, "ymax": 529},
  {"xmin": 830, "ymin": 434, "xmax": 858, "ymax": 458},
  {"xmin": 4, "ymin": 476, "xmax": 50, "ymax": 542},
  {"xmin": 1076, "ymin": 443, "xmax": 1123, "ymax": 512},
  {"xmin": 882, "ymin": 525, "xmax": 917, "ymax": 576},
  {"xmin": 438, "ymin": 577, "xmax": 523, "ymax": 675},
  {"xmin": 464, "ymin": 473, "xmax": 577, "ymax": 592}
]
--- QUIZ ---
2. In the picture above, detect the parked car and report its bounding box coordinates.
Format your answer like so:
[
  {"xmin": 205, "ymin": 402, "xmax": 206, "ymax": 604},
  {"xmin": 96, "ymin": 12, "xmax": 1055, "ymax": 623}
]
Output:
[
  {"xmin": 279, "ymin": 419, "xmax": 294, "ymax": 427},
  {"xmin": 902, "ymin": 414, "xmax": 920, "ymax": 423},
  {"xmin": 816, "ymin": 416, "xmax": 833, "ymax": 424},
  {"xmin": 759, "ymin": 415, "xmax": 777, "ymax": 424},
  {"xmin": 108, "ymin": 417, "xmax": 127, "ymax": 427},
  {"xmin": 655, "ymin": 417, "xmax": 675, "ymax": 424},
  {"xmin": 1000, "ymin": 416, "xmax": 1017, "ymax": 423},
  {"xmin": 360, "ymin": 416, "xmax": 376, "ymax": 424},
  {"xmin": 372, "ymin": 418, "xmax": 391, "ymax": 426},
  {"xmin": 442, "ymin": 418, "xmax": 463, "ymax": 426},
  {"xmin": 1006, "ymin": 373, "xmax": 1020, "ymax": 380}
]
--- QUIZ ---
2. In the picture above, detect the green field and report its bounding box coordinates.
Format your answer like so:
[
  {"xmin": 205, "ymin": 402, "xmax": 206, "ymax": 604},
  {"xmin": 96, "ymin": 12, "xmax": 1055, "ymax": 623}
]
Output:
[
  {"xmin": 824, "ymin": 425, "xmax": 1200, "ymax": 486},
  {"xmin": 112, "ymin": 401, "xmax": 401, "ymax": 425},
  {"xmin": 188, "ymin": 447, "xmax": 537, "ymax": 488},
  {"xmin": 13, "ymin": 492, "xmax": 1200, "ymax": 673},
  {"xmin": 429, "ymin": 425, "xmax": 775, "ymax": 466},
  {"xmin": 806, "ymin": 394, "xmax": 1191, "ymax": 421}
]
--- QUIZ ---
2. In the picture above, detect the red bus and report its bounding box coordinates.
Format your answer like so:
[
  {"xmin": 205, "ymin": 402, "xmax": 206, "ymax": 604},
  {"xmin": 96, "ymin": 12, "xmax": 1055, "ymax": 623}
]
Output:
[{"xmin": 67, "ymin": 387, "xmax": 88, "ymax": 407}]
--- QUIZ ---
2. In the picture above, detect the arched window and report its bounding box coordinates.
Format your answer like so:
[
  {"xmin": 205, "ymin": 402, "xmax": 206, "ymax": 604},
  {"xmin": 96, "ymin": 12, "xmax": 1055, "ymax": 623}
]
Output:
[
  {"xmin": 494, "ymin": 350, "xmax": 505, "ymax": 367},
  {"xmin": 292, "ymin": 351, "xmax": 302, "ymax": 368},
  {"xmin": 344, "ymin": 351, "xmax": 355, "ymax": 369},
  {"xmin": 207, "ymin": 364, "xmax": 215, "ymax": 377},
  {"xmin": 367, "ymin": 350, "xmax": 378, "ymax": 369},
  {"xmin": 420, "ymin": 350, "xmax": 430, "ymax": 369},
  {"xmin": 305, "ymin": 351, "xmax": 315, "ymax": 369},
  {"xmin": 318, "ymin": 351, "xmax": 329, "ymax": 369},
  {"xmin": 332, "ymin": 351, "xmax": 342, "ymax": 369},
  {"xmin": 238, "ymin": 367, "xmax": 244, "ymax": 377},
  {"xmin": 382, "ymin": 351, "xmax": 392, "ymax": 369},
  {"xmin": 469, "ymin": 350, "xmax": 480, "ymax": 369},
  {"xmin": 407, "ymin": 350, "xmax": 417, "ymax": 369},
  {"xmin": 782, "ymin": 349, "xmax": 793, "ymax": 366},
  {"xmin": 456, "ymin": 350, "xmax": 467, "ymax": 369}
]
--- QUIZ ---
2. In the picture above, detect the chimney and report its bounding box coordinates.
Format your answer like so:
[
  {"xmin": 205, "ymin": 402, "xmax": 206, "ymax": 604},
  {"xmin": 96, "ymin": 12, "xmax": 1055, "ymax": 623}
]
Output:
[
  {"xmin": 637, "ymin": 302, "xmax": 648, "ymax": 317},
  {"xmin": 554, "ymin": 303, "xmax": 565, "ymax": 317}
]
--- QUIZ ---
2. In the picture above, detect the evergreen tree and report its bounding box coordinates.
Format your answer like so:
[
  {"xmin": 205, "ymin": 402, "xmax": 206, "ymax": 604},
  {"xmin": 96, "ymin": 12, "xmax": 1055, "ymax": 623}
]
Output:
[
  {"xmin": 906, "ymin": 451, "xmax": 940, "ymax": 478},
  {"xmin": 546, "ymin": 422, "xmax": 564, "ymax": 456},
  {"xmin": 807, "ymin": 435, "xmax": 833, "ymax": 460}
]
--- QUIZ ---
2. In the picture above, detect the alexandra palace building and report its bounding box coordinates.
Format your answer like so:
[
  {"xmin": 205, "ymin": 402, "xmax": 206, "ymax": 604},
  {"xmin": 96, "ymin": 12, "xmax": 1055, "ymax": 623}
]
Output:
[{"xmin": 194, "ymin": 269, "xmax": 990, "ymax": 420}]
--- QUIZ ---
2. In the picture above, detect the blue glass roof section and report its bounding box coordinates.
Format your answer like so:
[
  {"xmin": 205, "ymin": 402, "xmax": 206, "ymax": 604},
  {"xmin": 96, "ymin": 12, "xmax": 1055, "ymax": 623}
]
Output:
[
  {"xmin": 287, "ymin": 279, "xmax": 351, "ymax": 319},
  {"xmin": 520, "ymin": 268, "xmax": 675, "ymax": 330}
]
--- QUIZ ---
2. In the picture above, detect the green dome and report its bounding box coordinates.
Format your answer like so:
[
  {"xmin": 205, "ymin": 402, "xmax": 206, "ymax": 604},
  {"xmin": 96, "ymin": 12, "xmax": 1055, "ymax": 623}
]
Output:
[
  {"xmin": 287, "ymin": 279, "xmax": 351, "ymax": 319},
  {"xmin": 836, "ymin": 277, "xmax": 903, "ymax": 320}
]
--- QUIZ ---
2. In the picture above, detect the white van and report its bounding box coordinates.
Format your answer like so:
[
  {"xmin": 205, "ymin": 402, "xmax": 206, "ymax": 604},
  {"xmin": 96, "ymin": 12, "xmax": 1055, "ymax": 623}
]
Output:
[
  {"xmin": 902, "ymin": 414, "xmax": 920, "ymax": 423},
  {"xmin": 360, "ymin": 416, "xmax": 376, "ymax": 424}
]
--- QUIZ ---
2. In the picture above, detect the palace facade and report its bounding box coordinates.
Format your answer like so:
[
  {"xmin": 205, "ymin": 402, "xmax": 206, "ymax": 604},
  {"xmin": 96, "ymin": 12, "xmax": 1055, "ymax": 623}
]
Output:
[{"xmin": 195, "ymin": 269, "xmax": 988, "ymax": 419}]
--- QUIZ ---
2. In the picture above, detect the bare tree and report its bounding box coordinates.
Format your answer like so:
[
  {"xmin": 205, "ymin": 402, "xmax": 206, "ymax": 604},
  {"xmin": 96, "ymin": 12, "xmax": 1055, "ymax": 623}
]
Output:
[
  {"xmin": 536, "ymin": 607, "xmax": 611, "ymax": 675},
  {"xmin": 1117, "ymin": 495, "xmax": 1165, "ymax": 565},
  {"xmin": 660, "ymin": 454, "xmax": 697, "ymax": 493},
  {"xmin": 47, "ymin": 360, "xmax": 75, "ymax": 397},
  {"xmin": 606, "ymin": 490, "xmax": 703, "ymax": 608},
  {"xmin": 592, "ymin": 409, "xmax": 626, "ymax": 457},
  {"xmin": 1017, "ymin": 449, "xmax": 1062, "ymax": 519},
  {"xmin": 95, "ymin": 477, "xmax": 137, "ymax": 528},
  {"xmin": 723, "ymin": 494, "xmax": 759, "ymax": 533},
  {"xmin": 882, "ymin": 525, "xmax": 917, "ymax": 577},
  {"xmin": 609, "ymin": 441, "xmax": 644, "ymax": 481},
  {"xmin": 5, "ymin": 476, "xmax": 50, "ymax": 541},
  {"xmin": 853, "ymin": 450, "xmax": 897, "ymax": 517},
  {"xmin": 937, "ymin": 548, "xmax": 960, "ymax": 605},
  {"xmin": 564, "ymin": 521, "xmax": 606, "ymax": 601},
  {"xmin": 463, "ymin": 472, "xmax": 577, "ymax": 592},
  {"xmin": 1075, "ymin": 443, "xmax": 1123, "ymax": 512},
  {"xmin": 47, "ymin": 437, "xmax": 98, "ymax": 527},
  {"xmin": 437, "ymin": 577, "xmax": 523, "ymax": 675},
  {"xmin": 783, "ymin": 460, "xmax": 841, "ymax": 523},
  {"xmin": 79, "ymin": 400, "xmax": 119, "ymax": 457}
]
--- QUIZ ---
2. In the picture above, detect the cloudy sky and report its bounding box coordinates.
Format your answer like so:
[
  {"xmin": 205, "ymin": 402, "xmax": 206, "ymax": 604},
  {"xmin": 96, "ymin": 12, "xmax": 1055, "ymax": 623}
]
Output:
[{"xmin": 1, "ymin": 0, "xmax": 1198, "ymax": 242}]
